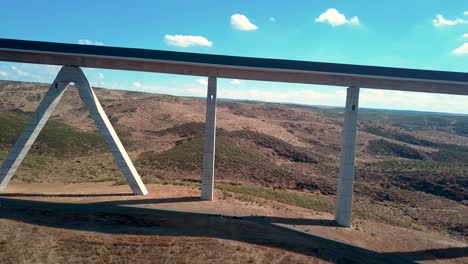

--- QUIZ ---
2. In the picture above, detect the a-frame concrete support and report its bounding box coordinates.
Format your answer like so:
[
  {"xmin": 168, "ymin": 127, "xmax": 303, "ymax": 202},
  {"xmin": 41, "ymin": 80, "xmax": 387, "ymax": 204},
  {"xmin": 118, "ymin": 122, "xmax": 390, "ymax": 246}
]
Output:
[
  {"xmin": 0, "ymin": 66, "xmax": 148, "ymax": 195},
  {"xmin": 201, "ymin": 77, "xmax": 217, "ymax": 200},
  {"xmin": 335, "ymin": 86, "xmax": 360, "ymax": 227}
]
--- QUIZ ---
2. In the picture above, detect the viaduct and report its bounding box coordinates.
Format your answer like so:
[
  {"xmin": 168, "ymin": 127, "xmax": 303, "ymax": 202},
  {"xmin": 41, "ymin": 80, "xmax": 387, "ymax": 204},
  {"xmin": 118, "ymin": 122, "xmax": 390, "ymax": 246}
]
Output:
[{"xmin": 0, "ymin": 38, "xmax": 467, "ymax": 227}]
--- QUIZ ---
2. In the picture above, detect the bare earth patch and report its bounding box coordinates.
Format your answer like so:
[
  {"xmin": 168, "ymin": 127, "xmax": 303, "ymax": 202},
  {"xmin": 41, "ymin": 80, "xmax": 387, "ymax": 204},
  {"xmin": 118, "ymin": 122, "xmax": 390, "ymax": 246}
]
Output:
[{"xmin": 0, "ymin": 183, "xmax": 466, "ymax": 264}]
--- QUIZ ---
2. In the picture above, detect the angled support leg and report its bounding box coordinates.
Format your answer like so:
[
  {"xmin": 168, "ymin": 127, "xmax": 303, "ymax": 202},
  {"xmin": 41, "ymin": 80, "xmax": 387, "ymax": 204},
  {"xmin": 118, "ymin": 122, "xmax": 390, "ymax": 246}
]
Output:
[
  {"xmin": 0, "ymin": 66, "xmax": 147, "ymax": 195},
  {"xmin": 0, "ymin": 70, "xmax": 69, "ymax": 189},
  {"xmin": 335, "ymin": 86, "xmax": 360, "ymax": 227},
  {"xmin": 201, "ymin": 77, "xmax": 217, "ymax": 200}
]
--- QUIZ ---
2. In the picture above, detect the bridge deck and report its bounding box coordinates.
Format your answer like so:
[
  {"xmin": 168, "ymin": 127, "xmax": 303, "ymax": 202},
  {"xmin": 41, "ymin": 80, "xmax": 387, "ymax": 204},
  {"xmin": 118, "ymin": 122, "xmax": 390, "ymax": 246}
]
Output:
[{"xmin": 0, "ymin": 38, "xmax": 467, "ymax": 95}]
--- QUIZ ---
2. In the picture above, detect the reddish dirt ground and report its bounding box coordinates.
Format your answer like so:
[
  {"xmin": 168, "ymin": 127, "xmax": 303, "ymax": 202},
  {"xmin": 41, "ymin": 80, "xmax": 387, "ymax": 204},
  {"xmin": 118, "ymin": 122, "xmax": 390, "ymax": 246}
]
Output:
[{"xmin": 0, "ymin": 183, "xmax": 466, "ymax": 264}]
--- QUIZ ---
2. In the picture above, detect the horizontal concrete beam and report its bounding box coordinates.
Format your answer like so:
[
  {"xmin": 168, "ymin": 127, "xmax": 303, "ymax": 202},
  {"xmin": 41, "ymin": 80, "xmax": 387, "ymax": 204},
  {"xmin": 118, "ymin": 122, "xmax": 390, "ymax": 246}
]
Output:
[{"xmin": 0, "ymin": 38, "xmax": 467, "ymax": 95}]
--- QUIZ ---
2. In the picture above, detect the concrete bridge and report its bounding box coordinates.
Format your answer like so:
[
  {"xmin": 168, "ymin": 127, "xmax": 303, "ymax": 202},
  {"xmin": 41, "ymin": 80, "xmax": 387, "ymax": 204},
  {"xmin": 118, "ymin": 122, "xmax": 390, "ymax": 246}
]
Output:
[{"xmin": 0, "ymin": 38, "xmax": 467, "ymax": 227}]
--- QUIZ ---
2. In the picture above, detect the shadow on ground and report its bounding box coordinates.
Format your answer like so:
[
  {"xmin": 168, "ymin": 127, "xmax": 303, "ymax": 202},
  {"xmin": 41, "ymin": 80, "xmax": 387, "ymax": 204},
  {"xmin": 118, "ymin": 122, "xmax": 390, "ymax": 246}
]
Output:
[{"xmin": 0, "ymin": 195, "xmax": 465, "ymax": 263}]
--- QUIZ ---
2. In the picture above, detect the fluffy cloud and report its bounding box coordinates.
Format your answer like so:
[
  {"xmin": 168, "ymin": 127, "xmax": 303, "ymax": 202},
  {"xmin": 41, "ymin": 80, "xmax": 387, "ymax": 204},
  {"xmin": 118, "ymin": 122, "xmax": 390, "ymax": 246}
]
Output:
[
  {"xmin": 219, "ymin": 88, "xmax": 347, "ymax": 107},
  {"xmin": 0, "ymin": 71, "xmax": 7, "ymax": 77},
  {"xmin": 231, "ymin": 14, "xmax": 258, "ymax": 31},
  {"xmin": 463, "ymin": 33, "xmax": 468, "ymax": 38},
  {"xmin": 230, "ymin": 79, "xmax": 241, "ymax": 85},
  {"xmin": 432, "ymin": 14, "xmax": 467, "ymax": 27},
  {"xmin": 97, "ymin": 72, "xmax": 104, "ymax": 79},
  {"xmin": 269, "ymin": 17, "xmax": 276, "ymax": 23},
  {"xmin": 127, "ymin": 82, "xmax": 206, "ymax": 97},
  {"xmin": 78, "ymin": 39, "xmax": 104, "ymax": 45},
  {"xmin": 164, "ymin": 35, "xmax": 212, "ymax": 47},
  {"xmin": 118, "ymin": 80, "xmax": 468, "ymax": 114},
  {"xmin": 465, "ymin": 11, "xmax": 468, "ymax": 16},
  {"xmin": 11, "ymin": 66, "xmax": 28, "ymax": 77},
  {"xmin": 360, "ymin": 89, "xmax": 468, "ymax": 114},
  {"xmin": 196, "ymin": 78, "xmax": 208, "ymax": 86},
  {"xmin": 453, "ymin": 43, "xmax": 468, "ymax": 54},
  {"xmin": 315, "ymin": 8, "xmax": 359, "ymax": 27}
]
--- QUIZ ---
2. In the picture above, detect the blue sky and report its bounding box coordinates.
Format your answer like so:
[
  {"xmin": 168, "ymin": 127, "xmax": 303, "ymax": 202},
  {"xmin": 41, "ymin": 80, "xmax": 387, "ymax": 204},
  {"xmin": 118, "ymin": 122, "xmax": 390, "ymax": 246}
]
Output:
[{"xmin": 1, "ymin": 0, "xmax": 467, "ymax": 113}]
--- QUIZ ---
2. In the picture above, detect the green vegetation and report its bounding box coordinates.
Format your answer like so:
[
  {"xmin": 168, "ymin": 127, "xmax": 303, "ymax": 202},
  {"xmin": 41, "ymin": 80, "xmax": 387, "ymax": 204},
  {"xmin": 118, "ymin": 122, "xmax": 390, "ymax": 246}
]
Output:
[
  {"xmin": 152, "ymin": 122, "xmax": 204, "ymax": 138},
  {"xmin": 153, "ymin": 122, "xmax": 320, "ymax": 163},
  {"xmin": 365, "ymin": 125, "xmax": 468, "ymax": 152},
  {"xmin": 137, "ymin": 138, "xmax": 203, "ymax": 171},
  {"xmin": 0, "ymin": 111, "xmax": 29, "ymax": 144},
  {"xmin": 219, "ymin": 184, "xmax": 418, "ymax": 228},
  {"xmin": 219, "ymin": 184, "xmax": 335, "ymax": 213},
  {"xmin": 359, "ymin": 110, "xmax": 468, "ymax": 136},
  {"xmin": 227, "ymin": 130, "xmax": 319, "ymax": 163},
  {"xmin": 362, "ymin": 159, "xmax": 468, "ymax": 201},
  {"xmin": 137, "ymin": 135, "xmax": 306, "ymax": 186},
  {"xmin": 0, "ymin": 150, "xmax": 48, "ymax": 172},
  {"xmin": 365, "ymin": 126, "xmax": 468, "ymax": 162},
  {"xmin": 142, "ymin": 178, "xmax": 418, "ymax": 229},
  {"xmin": 367, "ymin": 139, "xmax": 427, "ymax": 160},
  {"xmin": 364, "ymin": 159, "xmax": 468, "ymax": 174},
  {"xmin": 365, "ymin": 126, "xmax": 438, "ymax": 147},
  {"xmin": 25, "ymin": 94, "xmax": 41, "ymax": 103},
  {"xmin": 38, "ymin": 120, "xmax": 105, "ymax": 156},
  {"xmin": 0, "ymin": 111, "xmax": 106, "ymax": 157}
]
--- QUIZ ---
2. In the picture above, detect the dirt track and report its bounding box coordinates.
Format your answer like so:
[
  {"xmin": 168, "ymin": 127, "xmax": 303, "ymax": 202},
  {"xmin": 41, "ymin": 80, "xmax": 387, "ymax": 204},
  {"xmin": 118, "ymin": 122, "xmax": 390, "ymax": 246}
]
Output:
[{"xmin": 0, "ymin": 183, "xmax": 466, "ymax": 264}]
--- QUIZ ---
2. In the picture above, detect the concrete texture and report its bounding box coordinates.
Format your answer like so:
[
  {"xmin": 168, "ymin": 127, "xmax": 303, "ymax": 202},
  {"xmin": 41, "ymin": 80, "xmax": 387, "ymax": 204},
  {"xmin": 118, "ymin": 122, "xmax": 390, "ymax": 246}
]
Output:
[
  {"xmin": 201, "ymin": 77, "xmax": 217, "ymax": 200},
  {"xmin": 335, "ymin": 87, "xmax": 360, "ymax": 227},
  {"xmin": 0, "ymin": 66, "xmax": 147, "ymax": 195}
]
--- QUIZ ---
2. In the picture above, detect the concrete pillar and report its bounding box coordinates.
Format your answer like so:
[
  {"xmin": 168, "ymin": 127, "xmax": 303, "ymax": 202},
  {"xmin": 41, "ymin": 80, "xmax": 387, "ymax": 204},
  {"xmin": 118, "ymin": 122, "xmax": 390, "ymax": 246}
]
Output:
[
  {"xmin": 201, "ymin": 77, "xmax": 217, "ymax": 200},
  {"xmin": 335, "ymin": 86, "xmax": 360, "ymax": 227},
  {"xmin": 72, "ymin": 68, "xmax": 148, "ymax": 195},
  {"xmin": 0, "ymin": 70, "xmax": 69, "ymax": 190},
  {"xmin": 0, "ymin": 66, "xmax": 148, "ymax": 195}
]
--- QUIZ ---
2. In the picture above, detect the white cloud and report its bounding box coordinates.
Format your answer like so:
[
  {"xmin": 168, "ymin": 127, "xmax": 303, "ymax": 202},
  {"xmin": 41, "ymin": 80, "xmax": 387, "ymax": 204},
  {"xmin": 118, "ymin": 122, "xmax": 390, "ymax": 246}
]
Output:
[
  {"xmin": 269, "ymin": 17, "xmax": 276, "ymax": 23},
  {"xmin": 164, "ymin": 35, "xmax": 212, "ymax": 47},
  {"xmin": 125, "ymin": 82, "xmax": 206, "ymax": 97},
  {"xmin": 360, "ymin": 89, "xmax": 468, "ymax": 114},
  {"xmin": 231, "ymin": 14, "xmax": 258, "ymax": 31},
  {"xmin": 0, "ymin": 63, "xmax": 60, "ymax": 83},
  {"xmin": 463, "ymin": 33, "xmax": 468, "ymax": 38},
  {"xmin": 0, "ymin": 71, "xmax": 7, "ymax": 77},
  {"xmin": 100, "ymin": 79, "xmax": 468, "ymax": 114},
  {"xmin": 78, "ymin": 39, "xmax": 104, "ymax": 46},
  {"xmin": 97, "ymin": 72, "xmax": 104, "ymax": 79},
  {"xmin": 432, "ymin": 14, "xmax": 468, "ymax": 27},
  {"xmin": 11, "ymin": 66, "xmax": 28, "ymax": 76},
  {"xmin": 219, "ymin": 88, "xmax": 346, "ymax": 107},
  {"xmin": 453, "ymin": 43, "xmax": 468, "ymax": 54},
  {"xmin": 315, "ymin": 8, "xmax": 360, "ymax": 27},
  {"xmin": 208, "ymin": 85, "xmax": 468, "ymax": 114},
  {"xmin": 91, "ymin": 81, "xmax": 105, "ymax": 87},
  {"xmin": 196, "ymin": 78, "xmax": 208, "ymax": 86},
  {"xmin": 230, "ymin": 79, "xmax": 241, "ymax": 85},
  {"xmin": 465, "ymin": 11, "xmax": 468, "ymax": 16}
]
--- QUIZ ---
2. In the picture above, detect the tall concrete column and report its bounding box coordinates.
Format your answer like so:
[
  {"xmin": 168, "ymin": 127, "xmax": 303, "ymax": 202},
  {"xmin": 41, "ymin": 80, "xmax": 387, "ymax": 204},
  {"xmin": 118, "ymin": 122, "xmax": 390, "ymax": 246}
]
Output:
[
  {"xmin": 201, "ymin": 77, "xmax": 217, "ymax": 200},
  {"xmin": 335, "ymin": 86, "xmax": 360, "ymax": 227},
  {"xmin": 0, "ymin": 66, "xmax": 148, "ymax": 195}
]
